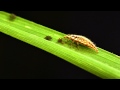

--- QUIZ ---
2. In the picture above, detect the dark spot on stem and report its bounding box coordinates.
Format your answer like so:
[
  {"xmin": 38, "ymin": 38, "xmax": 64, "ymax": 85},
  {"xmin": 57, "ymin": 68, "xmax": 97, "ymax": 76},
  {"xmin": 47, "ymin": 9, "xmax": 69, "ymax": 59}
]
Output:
[
  {"xmin": 44, "ymin": 36, "xmax": 52, "ymax": 41},
  {"xmin": 9, "ymin": 13, "xmax": 16, "ymax": 21},
  {"xmin": 57, "ymin": 38, "xmax": 64, "ymax": 44}
]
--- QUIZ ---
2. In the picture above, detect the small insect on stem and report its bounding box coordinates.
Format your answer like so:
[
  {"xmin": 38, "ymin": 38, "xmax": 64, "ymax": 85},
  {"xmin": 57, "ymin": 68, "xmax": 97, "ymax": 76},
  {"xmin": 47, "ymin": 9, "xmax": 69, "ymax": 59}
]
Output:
[
  {"xmin": 44, "ymin": 36, "xmax": 52, "ymax": 41},
  {"xmin": 9, "ymin": 13, "xmax": 16, "ymax": 21},
  {"xmin": 57, "ymin": 38, "xmax": 64, "ymax": 44},
  {"xmin": 64, "ymin": 34, "xmax": 98, "ymax": 52}
]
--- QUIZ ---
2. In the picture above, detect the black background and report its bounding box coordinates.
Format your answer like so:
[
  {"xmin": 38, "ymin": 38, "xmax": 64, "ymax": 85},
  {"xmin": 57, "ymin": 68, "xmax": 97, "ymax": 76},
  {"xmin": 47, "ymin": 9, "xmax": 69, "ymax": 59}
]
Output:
[{"xmin": 1, "ymin": 11, "xmax": 120, "ymax": 79}]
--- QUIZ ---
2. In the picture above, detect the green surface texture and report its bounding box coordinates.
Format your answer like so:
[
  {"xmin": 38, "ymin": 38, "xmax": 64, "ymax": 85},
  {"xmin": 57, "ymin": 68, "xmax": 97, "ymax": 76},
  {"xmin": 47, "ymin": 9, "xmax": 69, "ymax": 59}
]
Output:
[{"xmin": 0, "ymin": 11, "xmax": 120, "ymax": 79}]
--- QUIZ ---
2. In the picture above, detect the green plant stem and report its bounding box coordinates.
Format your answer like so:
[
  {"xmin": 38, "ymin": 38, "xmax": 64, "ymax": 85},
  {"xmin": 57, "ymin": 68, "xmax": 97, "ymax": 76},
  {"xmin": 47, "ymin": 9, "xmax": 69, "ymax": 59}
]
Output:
[{"xmin": 0, "ymin": 11, "xmax": 120, "ymax": 79}]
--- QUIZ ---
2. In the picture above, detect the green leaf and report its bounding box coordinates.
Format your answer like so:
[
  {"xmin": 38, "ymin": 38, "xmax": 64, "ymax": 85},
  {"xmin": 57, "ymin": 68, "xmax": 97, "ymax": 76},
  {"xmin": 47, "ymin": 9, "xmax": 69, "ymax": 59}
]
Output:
[{"xmin": 0, "ymin": 11, "xmax": 120, "ymax": 79}]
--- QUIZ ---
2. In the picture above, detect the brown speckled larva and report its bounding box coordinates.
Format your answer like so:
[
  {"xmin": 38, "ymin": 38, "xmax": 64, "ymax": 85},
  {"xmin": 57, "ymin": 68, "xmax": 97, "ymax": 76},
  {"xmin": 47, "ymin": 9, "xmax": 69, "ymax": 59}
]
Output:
[{"xmin": 64, "ymin": 34, "xmax": 98, "ymax": 52}]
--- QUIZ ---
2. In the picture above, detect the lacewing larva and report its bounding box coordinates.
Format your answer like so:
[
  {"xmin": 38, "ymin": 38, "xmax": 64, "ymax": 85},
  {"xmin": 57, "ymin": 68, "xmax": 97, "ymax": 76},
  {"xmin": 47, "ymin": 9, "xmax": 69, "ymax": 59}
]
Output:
[
  {"xmin": 44, "ymin": 36, "xmax": 52, "ymax": 41},
  {"xmin": 64, "ymin": 34, "xmax": 98, "ymax": 52}
]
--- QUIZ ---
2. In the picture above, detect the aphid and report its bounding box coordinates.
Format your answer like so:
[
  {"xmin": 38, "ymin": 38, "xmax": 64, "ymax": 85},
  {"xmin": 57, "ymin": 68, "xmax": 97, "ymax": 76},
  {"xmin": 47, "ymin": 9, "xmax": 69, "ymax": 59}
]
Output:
[
  {"xmin": 64, "ymin": 34, "xmax": 98, "ymax": 52},
  {"xmin": 9, "ymin": 13, "xmax": 16, "ymax": 21},
  {"xmin": 44, "ymin": 36, "xmax": 52, "ymax": 41},
  {"xmin": 57, "ymin": 38, "xmax": 64, "ymax": 44}
]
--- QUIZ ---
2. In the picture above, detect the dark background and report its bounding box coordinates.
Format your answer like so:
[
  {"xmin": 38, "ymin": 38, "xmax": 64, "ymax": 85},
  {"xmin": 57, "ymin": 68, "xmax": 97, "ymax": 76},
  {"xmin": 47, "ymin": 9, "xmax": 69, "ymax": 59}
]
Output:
[{"xmin": 0, "ymin": 11, "xmax": 120, "ymax": 79}]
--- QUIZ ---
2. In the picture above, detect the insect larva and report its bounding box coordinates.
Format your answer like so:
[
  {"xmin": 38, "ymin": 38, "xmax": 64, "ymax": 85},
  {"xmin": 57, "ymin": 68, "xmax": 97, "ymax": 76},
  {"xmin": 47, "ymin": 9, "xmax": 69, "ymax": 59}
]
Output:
[
  {"xmin": 64, "ymin": 34, "xmax": 98, "ymax": 52},
  {"xmin": 9, "ymin": 13, "xmax": 16, "ymax": 21},
  {"xmin": 44, "ymin": 36, "xmax": 52, "ymax": 41}
]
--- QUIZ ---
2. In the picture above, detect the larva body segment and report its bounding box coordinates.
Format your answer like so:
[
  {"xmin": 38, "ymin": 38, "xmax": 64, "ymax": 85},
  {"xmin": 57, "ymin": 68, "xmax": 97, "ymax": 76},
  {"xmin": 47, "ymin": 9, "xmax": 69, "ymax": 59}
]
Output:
[{"xmin": 64, "ymin": 34, "xmax": 98, "ymax": 52}]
